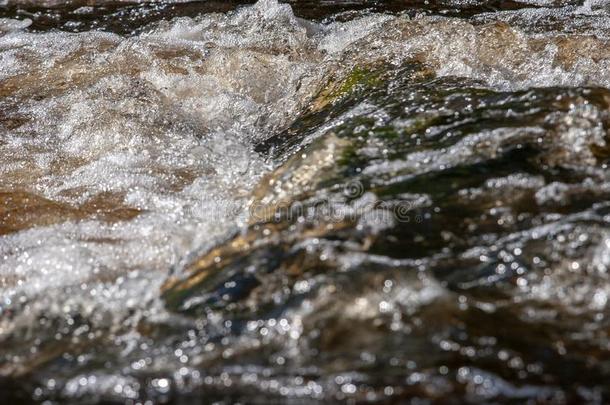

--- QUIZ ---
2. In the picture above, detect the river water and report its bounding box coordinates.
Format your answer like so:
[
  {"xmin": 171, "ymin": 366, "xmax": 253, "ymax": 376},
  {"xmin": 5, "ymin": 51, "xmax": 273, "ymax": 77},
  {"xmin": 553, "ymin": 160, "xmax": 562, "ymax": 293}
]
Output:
[{"xmin": 1, "ymin": 0, "xmax": 610, "ymax": 403}]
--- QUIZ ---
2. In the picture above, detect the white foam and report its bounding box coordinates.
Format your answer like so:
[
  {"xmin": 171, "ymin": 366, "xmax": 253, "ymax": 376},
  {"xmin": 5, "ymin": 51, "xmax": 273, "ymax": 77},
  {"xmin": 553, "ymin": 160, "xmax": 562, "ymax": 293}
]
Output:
[{"xmin": 3, "ymin": 0, "xmax": 610, "ymax": 388}]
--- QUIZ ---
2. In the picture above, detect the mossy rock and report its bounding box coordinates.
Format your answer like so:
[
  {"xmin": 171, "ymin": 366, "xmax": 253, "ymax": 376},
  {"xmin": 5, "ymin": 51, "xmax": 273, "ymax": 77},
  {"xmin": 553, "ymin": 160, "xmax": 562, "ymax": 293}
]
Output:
[{"xmin": 309, "ymin": 65, "xmax": 384, "ymax": 112}]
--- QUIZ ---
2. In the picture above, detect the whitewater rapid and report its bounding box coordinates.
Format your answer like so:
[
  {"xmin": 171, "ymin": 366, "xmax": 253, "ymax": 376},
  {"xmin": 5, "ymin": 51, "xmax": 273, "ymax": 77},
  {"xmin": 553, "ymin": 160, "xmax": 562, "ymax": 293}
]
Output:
[{"xmin": 2, "ymin": 0, "xmax": 610, "ymax": 402}]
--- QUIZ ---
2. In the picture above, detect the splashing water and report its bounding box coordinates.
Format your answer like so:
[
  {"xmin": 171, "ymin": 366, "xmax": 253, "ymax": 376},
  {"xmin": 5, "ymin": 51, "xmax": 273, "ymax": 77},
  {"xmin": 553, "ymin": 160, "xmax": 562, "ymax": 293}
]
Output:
[{"xmin": 2, "ymin": 0, "xmax": 610, "ymax": 403}]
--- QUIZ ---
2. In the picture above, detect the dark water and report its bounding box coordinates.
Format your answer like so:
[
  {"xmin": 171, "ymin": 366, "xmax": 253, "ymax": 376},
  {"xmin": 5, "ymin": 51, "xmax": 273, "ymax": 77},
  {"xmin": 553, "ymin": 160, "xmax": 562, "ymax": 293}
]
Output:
[
  {"xmin": 1, "ymin": 0, "xmax": 610, "ymax": 403},
  {"xmin": 0, "ymin": 0, "xmax": 569, "ymax": 34}
]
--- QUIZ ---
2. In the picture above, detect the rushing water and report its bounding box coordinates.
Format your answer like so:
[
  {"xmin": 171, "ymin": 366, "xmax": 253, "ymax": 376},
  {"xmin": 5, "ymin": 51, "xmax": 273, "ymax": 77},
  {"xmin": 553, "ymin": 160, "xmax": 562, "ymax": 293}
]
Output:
[{"xmin": 1, "ymin": 0, "xmax": 610, "ymax": 403}]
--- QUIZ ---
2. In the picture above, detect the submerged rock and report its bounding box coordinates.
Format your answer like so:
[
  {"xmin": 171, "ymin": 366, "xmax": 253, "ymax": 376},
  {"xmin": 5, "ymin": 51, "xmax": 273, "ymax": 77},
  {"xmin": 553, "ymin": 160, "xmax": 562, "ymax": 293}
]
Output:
[{"xmin": 5, "ymin": 0, "xmax": 610, "ymax": 403}]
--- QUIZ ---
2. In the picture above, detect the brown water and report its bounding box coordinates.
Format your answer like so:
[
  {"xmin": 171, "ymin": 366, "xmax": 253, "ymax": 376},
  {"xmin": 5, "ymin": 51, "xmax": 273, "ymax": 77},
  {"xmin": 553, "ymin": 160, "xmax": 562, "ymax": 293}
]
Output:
[{"xmin": 1, "ymin": 0, "xmax": 610, "ymax": 403}]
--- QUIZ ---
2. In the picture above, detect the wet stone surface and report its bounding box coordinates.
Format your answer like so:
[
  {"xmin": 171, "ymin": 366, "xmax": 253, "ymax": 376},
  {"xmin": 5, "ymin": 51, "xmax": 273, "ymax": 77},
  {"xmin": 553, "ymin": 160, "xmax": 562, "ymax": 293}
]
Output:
[{"xmin": 1, "ymin": 0, "xmax": 610, "ymax": 403}]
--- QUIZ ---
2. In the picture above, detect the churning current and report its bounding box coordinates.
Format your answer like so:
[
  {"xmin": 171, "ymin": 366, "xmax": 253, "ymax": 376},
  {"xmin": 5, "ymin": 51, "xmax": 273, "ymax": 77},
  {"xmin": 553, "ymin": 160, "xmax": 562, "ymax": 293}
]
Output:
[{"xmin": 2, "ymin": 0, "xmax": 610, "ymax": 403}]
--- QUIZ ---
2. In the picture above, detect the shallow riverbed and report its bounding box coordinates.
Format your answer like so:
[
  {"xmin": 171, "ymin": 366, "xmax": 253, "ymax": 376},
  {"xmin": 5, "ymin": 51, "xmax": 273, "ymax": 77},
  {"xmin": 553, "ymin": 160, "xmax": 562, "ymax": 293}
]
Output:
[{"xmin": 1, "ymin": 0, "xmax": 610, "ymax": 403}]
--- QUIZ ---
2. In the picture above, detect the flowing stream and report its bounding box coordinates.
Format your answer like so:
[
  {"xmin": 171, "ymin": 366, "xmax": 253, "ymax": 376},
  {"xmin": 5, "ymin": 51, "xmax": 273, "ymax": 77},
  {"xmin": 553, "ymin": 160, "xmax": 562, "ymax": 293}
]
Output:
[{"xmin": 1, "ymin": 0, "xmax": 610, "ymax": 403}]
